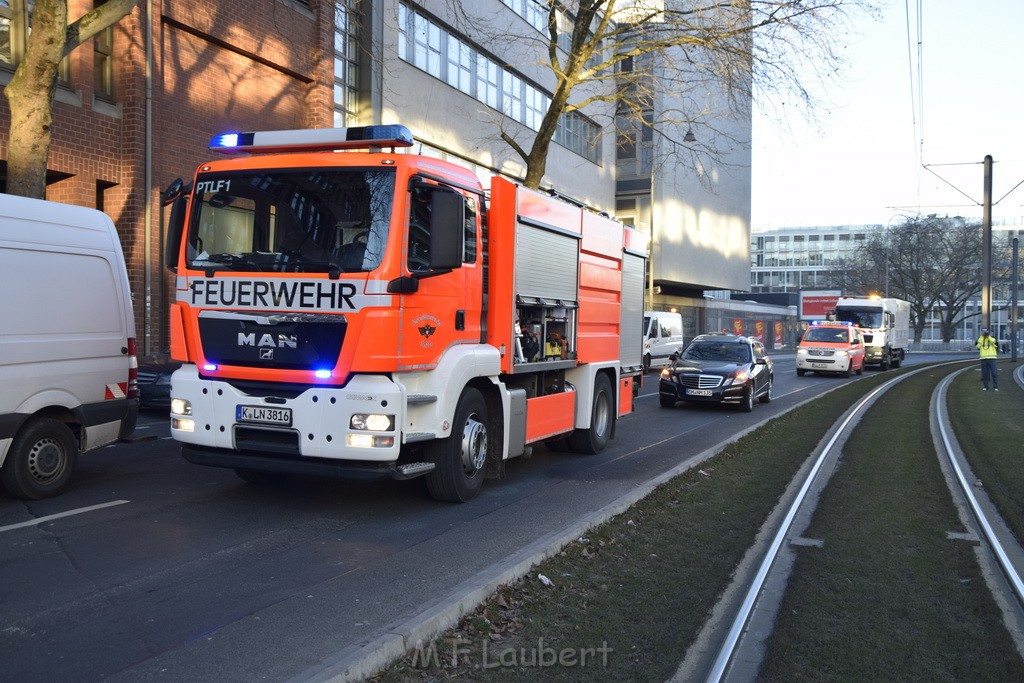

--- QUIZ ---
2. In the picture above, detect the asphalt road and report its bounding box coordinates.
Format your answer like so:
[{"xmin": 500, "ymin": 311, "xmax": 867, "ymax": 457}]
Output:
[{"xmin": 0, "ymin": 353, "xmax": 960, "ymax": 682}]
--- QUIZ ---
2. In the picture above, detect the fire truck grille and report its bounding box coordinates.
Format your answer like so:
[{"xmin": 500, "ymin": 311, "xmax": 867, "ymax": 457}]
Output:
[{"xmin": 198, "ymin": 313, "xmax": 346, "ymax": 371}]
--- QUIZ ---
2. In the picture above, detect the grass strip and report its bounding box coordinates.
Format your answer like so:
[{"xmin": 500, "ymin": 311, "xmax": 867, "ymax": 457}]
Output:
[
  {"xmin": 373, "ymin": 373, "xmax": 897, "ymax": 682},
  {"xmin": 759, "ymin": 364, "xmax": 1024, "ymax": 680},
  {"xmin": 947, "ymin": 360, "xmax": 1024, "ymax": 542}
]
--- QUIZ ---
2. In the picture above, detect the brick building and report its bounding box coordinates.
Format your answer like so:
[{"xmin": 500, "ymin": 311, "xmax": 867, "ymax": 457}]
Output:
[{"xmin": 0, "ymin": 0, "xmax": 335, "ymax": 354}]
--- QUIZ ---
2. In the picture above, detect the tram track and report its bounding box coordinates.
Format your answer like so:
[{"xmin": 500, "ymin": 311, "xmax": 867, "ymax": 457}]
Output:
[{"xmin": 686, "ymin": 359, "xmax": 1024, "ymax": 681}]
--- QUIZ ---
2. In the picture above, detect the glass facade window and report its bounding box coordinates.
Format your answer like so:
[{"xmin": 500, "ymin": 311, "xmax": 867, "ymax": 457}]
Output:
[
  {"xmin": 446, "ymin": 35, "xmax": 473, "ymax": 93},
  {"xmin": 333, "ymin": 0, "xmax": 359, "ymax": 127},
  {"xmin": 476, "ymin": 54, "xmax": 499, "ymax": 108},
  {"xmin": 413, "ymin": 12, "xmax": 442, "ymax": 77},
  {"xmin": 397, "ymin": 3, "xmax": 601, "ymax": 163}
]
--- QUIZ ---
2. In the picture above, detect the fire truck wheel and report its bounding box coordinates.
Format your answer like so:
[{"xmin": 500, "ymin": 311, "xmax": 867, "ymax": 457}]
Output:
[
  {"xmin": 568, "ymin": 373, "xmax": 613, "ymax": 454},
  {"xmin": 426, "ymin": 387, "xmax": 488, "ymax": 502},
  {"xmin": 1, "ymin": 418, "xmax": 78, "ymax": 500}
]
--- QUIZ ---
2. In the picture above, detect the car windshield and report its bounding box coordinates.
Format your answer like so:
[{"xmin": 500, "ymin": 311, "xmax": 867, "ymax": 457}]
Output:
[
  {"xmin": 186, "ymin": 168, "xmax": 396, "ymax": 273},
  {"xmin": 682, "ymin": 342, "xmax": 751, "ymax": 364},
  {"xmin": 803, "ymin": 327, "xmax": 849, "ymax": 343}
]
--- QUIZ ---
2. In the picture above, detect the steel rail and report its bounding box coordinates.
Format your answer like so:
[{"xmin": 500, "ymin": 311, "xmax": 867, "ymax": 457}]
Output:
[
  {"xmin": 934, "ymin": 370, "xmax": 1024, "ymax": 607},
  {"xmin": 706, "ymin": 370, "xmax": 919, "ymax": 682}
]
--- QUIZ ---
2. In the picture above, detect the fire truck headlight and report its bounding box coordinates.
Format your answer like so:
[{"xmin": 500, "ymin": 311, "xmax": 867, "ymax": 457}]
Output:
[
  {"xmin": 171, "ymin": 398, "xmax": 192, "ymax": 416},
  {"xmin": 347, "ymin": 434, "xmax": 395, "ymax": 448},
  {"xmin": 350, "ymin": 414, "xmax": 395, "ymax": 431}
]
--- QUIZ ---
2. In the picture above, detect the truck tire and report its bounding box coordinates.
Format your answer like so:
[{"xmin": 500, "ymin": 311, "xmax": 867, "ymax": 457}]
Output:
[
  {"xmin": 568, "ymin": 373, "xmax": 613, "ymax": 454},
  {"xmin": 1, "ymin": 417, "xmax": 78, "ymax": 500},
  {"xmin": 880, "ymin": 349, "xmax": 891, "ymax": 371},
  {"xmin": 425, "ymin": 387, "xmax": 488, "ymax": 502}
]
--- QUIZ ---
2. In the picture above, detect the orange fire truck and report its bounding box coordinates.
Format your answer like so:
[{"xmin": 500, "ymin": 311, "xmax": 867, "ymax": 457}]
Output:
[{"xmin": 162, "ymin": 125, "xmax": 646, "ymax": 501}]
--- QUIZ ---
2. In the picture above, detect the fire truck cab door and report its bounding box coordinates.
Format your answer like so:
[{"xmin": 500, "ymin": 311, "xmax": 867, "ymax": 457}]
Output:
[{"xmin": 400, "ymin": 184, "xmax": 481, "ymax": 367}]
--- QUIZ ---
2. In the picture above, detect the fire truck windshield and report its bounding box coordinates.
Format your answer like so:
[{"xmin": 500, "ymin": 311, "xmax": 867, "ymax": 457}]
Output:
[{"xmin": 186, "ymin": 168, "xmax": 395, "ymax": 274}]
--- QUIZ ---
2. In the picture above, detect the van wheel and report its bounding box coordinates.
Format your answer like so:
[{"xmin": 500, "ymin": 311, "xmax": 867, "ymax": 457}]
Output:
[
  {"xmin": 569, "ymin": 373, "xmax": 613, "ymax": 454},
  {"xmin": 1, "ymin": 418, "xmax": 78, "ymax": 500},
  {"xmin": 796, "ymin": 368, "xmax": 806, "ymax": 377},
  {"xmin": 425, "ymin": 387, "xmax": 488, "ymax": 502}
]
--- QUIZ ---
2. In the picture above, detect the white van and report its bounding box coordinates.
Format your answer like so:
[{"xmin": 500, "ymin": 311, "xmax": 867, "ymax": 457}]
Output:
[
  {"xmin": 643, "ymin": 310, "xmax": 684, "ymax": 371},
  {"xmin": 0, "ymin": 195, "xmax": 139, "ymax": 499}
]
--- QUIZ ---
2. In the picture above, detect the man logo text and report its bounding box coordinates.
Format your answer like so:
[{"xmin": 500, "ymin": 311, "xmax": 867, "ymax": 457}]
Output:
[{"xmin": 238, "ymin": 333, "xmax": 298, "ymax": 349}]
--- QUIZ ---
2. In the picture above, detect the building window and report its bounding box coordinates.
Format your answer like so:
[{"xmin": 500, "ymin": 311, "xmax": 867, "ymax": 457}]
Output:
[
  {"xmin": 446, "ymin": 35, "xmax": 472, "ymax": 93},
  {"xmin": 93, "ymin": 25, "xmax": 113, "ymax": 98},
  {"xmin": 1, "ymin": 0, "xmax": 69, "ymax": 82},
  {"xmin": 503, "ymin": 72, "xmax": 523, "ymax": 122},
  {"xmin": 398, "ymin": 2, "xmax": 600, "ymax": 163},
  {"xmin": 334, "ymin": 0, "xmax": 359, "ymax": 126},
  {"xmin": 524, "ymin": 84, "xmax": 548, "ymax": 132},
  {"xmin": 476, "ymin": 53, "xmax": 499, "ymax": 108},
  {"xmin": 413, "ymin": 12, "xmax": 442, "ymax": 78}
]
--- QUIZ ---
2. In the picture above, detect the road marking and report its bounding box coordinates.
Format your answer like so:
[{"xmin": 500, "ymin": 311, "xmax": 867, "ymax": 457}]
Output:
[{"xmin": 0, "ymin": 500, "xmax": 130, "ymax": 533}]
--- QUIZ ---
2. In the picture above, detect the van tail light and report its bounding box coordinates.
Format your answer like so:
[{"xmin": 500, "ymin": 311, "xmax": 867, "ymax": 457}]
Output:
[{"xmin": 127, "ymin": 338, "xmax": 139, "ymax": 399}]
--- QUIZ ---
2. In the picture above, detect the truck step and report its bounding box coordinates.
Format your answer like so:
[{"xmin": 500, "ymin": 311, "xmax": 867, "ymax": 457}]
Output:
[
  {"xmin": 392, "ymin": 462, "xmax": 436, "ymax": 479},
  {"xmin": 407, "ymin": 394, "xmax": 437, "ymax": 404}
]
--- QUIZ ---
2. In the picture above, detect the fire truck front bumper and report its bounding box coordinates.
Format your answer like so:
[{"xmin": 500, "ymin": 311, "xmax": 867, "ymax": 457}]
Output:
[{"xmin": 168, "ymin": 365, "xmax": 403, "ymax": 464}]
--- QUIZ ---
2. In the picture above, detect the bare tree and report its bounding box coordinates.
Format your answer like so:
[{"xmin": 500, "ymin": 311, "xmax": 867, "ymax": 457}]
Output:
[
  {"xmin": 445, "ymin": 0, "xmax": 878, "ymax": 189},
  {"xmin": 841, "ymin": 216, "xmax": 988, "ymax": 342},
  {"xmin": 4, "ymin": 0, "xmax": 138, "ymax": 198}
]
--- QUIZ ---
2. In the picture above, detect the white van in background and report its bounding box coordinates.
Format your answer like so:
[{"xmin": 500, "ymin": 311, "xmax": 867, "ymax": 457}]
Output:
[
  {"xmin": 643, "ymin": 310, "xmax": 684, "ymax": 371},
  {"xmin": 0, "ymin": 195, "xmax": 139, "ymax": 499}
]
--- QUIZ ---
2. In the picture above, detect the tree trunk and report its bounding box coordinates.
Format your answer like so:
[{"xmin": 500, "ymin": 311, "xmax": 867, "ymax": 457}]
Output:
[{"xmin": 4, "ymin": 0, "xmax": 67, "ymax": 199}]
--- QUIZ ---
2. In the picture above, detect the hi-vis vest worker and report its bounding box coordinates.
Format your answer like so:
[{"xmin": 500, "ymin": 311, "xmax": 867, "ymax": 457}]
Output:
[
  {"xmin": 976, "ymin": 331, "xmax": 998, "ymax": 358},
  {"xmin": 160, "ymin": 124, "xmax": 649, "ymax": 503}
]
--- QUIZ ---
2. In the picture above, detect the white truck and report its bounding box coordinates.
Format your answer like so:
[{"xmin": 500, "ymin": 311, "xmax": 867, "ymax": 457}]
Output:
[{"xmin": 833, "ymin": 296, "xmax": 910, "ymax": 370}]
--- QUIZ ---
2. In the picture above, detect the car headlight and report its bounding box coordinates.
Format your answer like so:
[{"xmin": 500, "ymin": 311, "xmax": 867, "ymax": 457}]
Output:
[
  {"xmin": 727, "ymin": 371, "xmax": 749, "ymax": 386},
  {"xmin": 661, "ymin": 368, "xmax": 671, "ymax": 378}
]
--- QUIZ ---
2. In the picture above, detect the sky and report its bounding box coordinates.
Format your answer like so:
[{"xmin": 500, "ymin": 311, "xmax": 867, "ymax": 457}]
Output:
[{"xmin": 751, "ymin": 0, "xmax": 1024, "ymax": 230}]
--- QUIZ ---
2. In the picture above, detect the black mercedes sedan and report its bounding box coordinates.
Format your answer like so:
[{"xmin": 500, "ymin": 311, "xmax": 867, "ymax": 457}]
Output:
[{"xmin": 658, "ymin": 334, "xmax": 773, "ymax": 412}]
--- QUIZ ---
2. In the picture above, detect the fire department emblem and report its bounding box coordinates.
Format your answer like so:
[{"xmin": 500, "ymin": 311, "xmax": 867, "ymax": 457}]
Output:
[{"xmin": 413, "ymin": 314, "xmax": 442, "ymax": 349}]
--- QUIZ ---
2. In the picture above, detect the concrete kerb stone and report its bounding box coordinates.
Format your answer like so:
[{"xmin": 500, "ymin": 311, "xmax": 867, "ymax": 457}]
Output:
[{"xmin": 296, "ymin": 376, "xmax": 872, "ymax": 683}]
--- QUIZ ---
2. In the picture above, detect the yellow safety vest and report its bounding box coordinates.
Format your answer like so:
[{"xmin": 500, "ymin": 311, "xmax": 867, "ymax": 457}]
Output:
[{"xmin": 976, "ymin": 335, "xmax": 998, "ymax": 359}]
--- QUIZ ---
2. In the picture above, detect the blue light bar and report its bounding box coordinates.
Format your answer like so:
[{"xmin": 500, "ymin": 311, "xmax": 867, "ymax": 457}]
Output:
[
  {"xmin": 209, "ymin": 125, "xmax": 415, "ymax": 153},
  {"xmin": 314, "ymin": 369, "xmax": 333, "ymax": 379},
  {"xmin": 203, "ymin": 363, "xmax": 218, "ymax": 372}
]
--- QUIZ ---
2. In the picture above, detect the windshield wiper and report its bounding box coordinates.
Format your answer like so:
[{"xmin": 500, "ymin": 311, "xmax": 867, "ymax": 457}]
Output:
[{"xmin": 191, "ymin": 253, "xmax": 264, "ymax": 272}]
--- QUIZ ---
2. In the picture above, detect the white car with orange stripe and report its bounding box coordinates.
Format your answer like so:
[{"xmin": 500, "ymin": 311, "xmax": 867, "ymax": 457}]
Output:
[{"xmin": 0, "ymin": 195, "xmax": 139, "ymax": 499}]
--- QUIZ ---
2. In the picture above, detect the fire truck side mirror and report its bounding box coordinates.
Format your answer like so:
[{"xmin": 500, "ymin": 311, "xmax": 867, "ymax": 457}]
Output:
[
  {"xmin": 429, "ymin": 188, "xmax": 465, "ymax": 271},
  {"xmin": 164, "ymin": 194, "xmax": 189, "ymax": 272}
]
